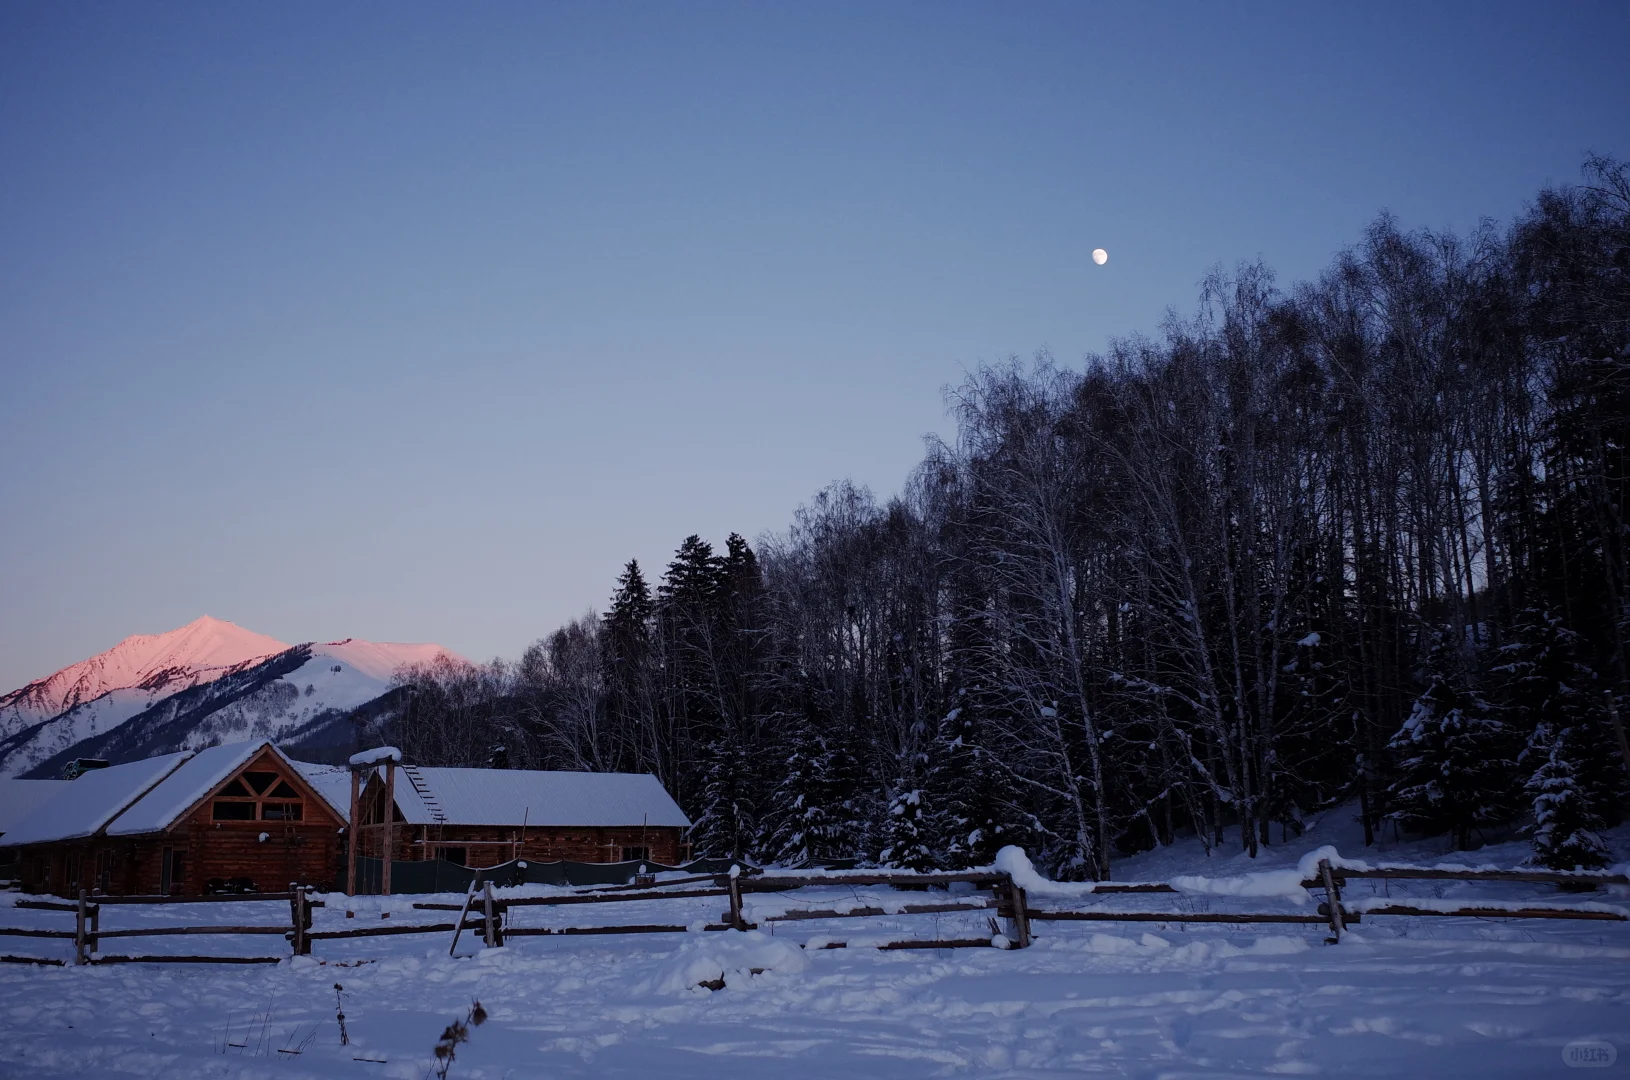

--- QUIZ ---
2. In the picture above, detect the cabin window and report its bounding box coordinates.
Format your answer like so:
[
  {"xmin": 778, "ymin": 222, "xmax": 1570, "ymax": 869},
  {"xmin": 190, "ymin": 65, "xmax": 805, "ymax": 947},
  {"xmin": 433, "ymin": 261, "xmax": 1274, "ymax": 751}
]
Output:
[
  {"xmin": 436, "ymin": 847, "xmax": 467, "ymax": 866},
  {"xmin": 65, "ymin": 852, "xmax": 82, "ymax": 888},
  {"xmin": 211, "ymin": 765, "xmax": 305, "ymax": 824},
  {"xmin": 620, "ymin": 846, "xmax": 649, "ymax": 863}
]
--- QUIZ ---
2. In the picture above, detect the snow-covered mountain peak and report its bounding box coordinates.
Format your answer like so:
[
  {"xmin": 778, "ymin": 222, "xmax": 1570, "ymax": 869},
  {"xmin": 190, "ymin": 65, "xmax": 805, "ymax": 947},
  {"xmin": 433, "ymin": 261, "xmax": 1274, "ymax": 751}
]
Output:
[{"xmin": 0, "ymin": 617, "xmax": 288, "ymax": 736}]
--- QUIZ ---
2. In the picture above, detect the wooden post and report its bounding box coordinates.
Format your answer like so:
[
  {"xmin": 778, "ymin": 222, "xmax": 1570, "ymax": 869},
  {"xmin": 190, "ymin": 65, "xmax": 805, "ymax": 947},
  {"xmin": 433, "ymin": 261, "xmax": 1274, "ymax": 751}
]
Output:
[
  {"xmin": 74, "ymin": 888, "xmax": 88, "ymax": 966},
  {"xmin": 289, "ymin": 881, "xmax": 307, "ymax": 957},
  {"xmin": 448, "ymin": 870, "xmax": 480, "ymax": 956},
  {"xmin": 726, "ymin": 869, "xmax": 746, "ymax": 930},
  {"xmin": 1320, "ymin": 859, "xmax": 1346, "ymax": 942},
  {"xmin": 1009, "ymin": 883, "xmax": 1032, "ymax": 949},
  {"xmin": 482, "ymin": 880, "xmax": 498, "ymax": 947},
  {"xmin": 88, "ymin": 898, "xmax": 99, "ymax": 955},
  {"xmin": 381, "ymin": 762, "xmax": 396, "ymax": 897},
  {"xmin": 346, "ymin": 769, "xmax": 360, "ymax": 897}
]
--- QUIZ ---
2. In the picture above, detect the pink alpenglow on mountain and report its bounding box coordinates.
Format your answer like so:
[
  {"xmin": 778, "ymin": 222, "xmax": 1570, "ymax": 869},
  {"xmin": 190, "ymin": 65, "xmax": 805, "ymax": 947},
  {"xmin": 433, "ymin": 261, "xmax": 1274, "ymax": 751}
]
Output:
[{"xmin": 0, "ymin": 616, "xmax": 288, "ymax": 736}]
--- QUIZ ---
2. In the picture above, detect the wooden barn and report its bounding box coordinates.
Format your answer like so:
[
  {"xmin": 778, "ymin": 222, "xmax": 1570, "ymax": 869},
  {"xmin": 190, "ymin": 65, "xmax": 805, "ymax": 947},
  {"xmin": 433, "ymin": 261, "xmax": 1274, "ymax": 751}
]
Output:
[
  {"xmin": 349, "ymin": 759, "xmax": 692, "ymax": 877},
  {"xmin": 0, "ymin": 741, "xmax": 346, "ymax": 897}
]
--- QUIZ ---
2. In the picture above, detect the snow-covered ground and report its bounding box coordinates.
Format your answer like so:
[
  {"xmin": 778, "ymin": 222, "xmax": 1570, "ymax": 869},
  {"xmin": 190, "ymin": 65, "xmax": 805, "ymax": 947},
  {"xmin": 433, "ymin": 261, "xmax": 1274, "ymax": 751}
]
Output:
[{"xmin": 3, "ymin": 806, "xmax": 1628, "ymax": 1078}]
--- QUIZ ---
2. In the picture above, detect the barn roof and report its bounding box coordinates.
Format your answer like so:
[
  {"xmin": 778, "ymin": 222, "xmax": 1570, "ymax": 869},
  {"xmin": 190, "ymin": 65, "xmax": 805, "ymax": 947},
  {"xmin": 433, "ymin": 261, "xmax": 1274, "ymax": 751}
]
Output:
[
  {"xmin": 106, "ymin": 741, "xmax": 323, "ymax": 836},
  {"xmin": 0, "ymin": 751, "xmax": 193, "ymax": 846},
  {"xmin": 0, "ymin": 779, "xmax": 70, "ymax": 838},
  {"xmin": 389, "ymin": 767, "xmax": 691, "ymax": 829}
]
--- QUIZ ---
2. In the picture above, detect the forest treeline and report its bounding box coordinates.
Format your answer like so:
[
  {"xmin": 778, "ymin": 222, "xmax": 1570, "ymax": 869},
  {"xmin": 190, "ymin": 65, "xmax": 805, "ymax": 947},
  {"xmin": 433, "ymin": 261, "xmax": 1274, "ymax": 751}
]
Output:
[{"xmin": 385, "ymin": 156, "xmax": 1630, "ymax": 877}]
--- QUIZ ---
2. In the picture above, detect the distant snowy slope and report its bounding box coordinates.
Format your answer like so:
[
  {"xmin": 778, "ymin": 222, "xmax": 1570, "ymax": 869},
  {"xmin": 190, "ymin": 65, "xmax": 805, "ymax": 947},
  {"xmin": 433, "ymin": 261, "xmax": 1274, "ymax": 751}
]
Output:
[
  {"xmin": 10, "ymin": 637, "xmax": 464, "ymax": 778},
  {"xmin": 0, "ymin": 619, "xmax": 463, "ymax": 778},
  {"xmin": 0, "ymin": 616, "xmax": 287, "ymax": 737}
]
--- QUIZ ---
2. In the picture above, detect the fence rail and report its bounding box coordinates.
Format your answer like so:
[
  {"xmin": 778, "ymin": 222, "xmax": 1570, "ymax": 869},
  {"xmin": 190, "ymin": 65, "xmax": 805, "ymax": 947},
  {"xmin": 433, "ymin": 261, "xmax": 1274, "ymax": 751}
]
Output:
[{"xmin": 2, "ymin": 856, "xmax": 1625, "ymax": 965}]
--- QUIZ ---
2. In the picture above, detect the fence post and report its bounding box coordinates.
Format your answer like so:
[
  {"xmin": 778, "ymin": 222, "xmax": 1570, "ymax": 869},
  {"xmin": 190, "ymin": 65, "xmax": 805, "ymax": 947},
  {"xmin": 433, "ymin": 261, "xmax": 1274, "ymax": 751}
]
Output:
[
  {"xmin": 74, "ymin": 888, "xmax": 88, "ymax": 966},
  {"xmin": 289, "ymin": 881, "xmax": 308, "ymax": 957},
  {"xmin": 88, "ymin": 897, "xmax": 99, "ymax": 955},
  {"xmin": 1009, "ymin": 882, "xmax": 1032, "ymax": 949},
  {"xmin": 482, "ymin": 880, "xmax": 499, "ymax": 947},
  {"xmin": 1319, "ymin": 859, "xmax": 1346, "ymax": 942},
  {"xmin": 726, "ymin": 869, "xmax": 747, "ymax": 930}
]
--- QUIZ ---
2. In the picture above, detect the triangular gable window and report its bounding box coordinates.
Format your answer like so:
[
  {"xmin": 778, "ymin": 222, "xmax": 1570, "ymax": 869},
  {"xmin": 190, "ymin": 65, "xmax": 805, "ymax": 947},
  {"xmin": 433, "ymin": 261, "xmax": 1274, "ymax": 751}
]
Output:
[
  {"xmin": 243, "ymin": 771, "xmax": 279, "ymax": 794},
  {"xmin": 268, "ymin": 780, "xmax": 299, "ymax": 799},
  {"xmin": 218, "ymin": 778, "xmax": 253, "ymax": 798}
]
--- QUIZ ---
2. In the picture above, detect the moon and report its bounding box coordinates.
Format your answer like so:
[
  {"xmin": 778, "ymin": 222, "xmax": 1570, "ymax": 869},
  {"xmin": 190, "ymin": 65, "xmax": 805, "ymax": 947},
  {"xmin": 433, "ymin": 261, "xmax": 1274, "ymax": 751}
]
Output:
[{"xmin": 1092, "ymin": 248, "xmax": 1109, "ymax": 266}]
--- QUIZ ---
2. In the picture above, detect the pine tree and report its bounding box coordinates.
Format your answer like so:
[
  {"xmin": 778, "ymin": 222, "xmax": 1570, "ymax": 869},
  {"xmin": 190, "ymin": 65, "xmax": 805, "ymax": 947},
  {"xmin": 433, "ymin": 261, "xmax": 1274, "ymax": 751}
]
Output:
[
  {"xmin": 764, "ymin": 705, "xmax": 835, "ymax": 865},
  {"xmin": 1523, "ymin": 723, "xmax": 1611, "ymax": 870},
  {"xmin": 1386, "ymin": 631, "xmax": 1519, "ymax": 849},
  {"xmin": 1494, "ymin": 607, "xmax": 1626, "ymax": 823},
  {"xmin": 692, "ymin": 737, "xmax": 756, "ymax": 861},
  {"xmin": 879, "ymin": 787, "xmax": 934, "ymax": 870},
  {"xmin": 926, "ymin": 694, "xmax": 1009, "ymax": 867}
]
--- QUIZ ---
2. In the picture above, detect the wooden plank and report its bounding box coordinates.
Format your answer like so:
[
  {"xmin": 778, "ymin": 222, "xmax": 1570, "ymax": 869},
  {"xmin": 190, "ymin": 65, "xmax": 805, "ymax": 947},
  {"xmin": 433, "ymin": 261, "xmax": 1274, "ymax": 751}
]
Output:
[
  {"xmin": 488, "ymin": 886, "xmax": 731, "ymax": 910},
  {"xmin": 1359, "ymin": 904, "xmax": 1627, "ymax": 921},
  {"xmin": 0, "ymin": 954, "xmax": 65, "ymax": 966},
  {"xmin": 93, "ymin": 925, "xmax": 294, "ymax": 939},
  {"xmin": 92, "ymin": 954, "xmax": 284, "ymax": 965},
  {"xmin": 11, "ymin": 900, "xmax": 78, "ymax": 912},
  {"xmin": 1029, "ymin": 911, "xmax": 1337, "ymax": 924},
  {"xmin": 765, "ymin": 900, "xmax": 997, "ymax": 923},
  {"xmin": 505, "ymin": 922, "xmax": 742, "ymax": 936},
  {"xmin": 0, "ymin": 928, "xmax": 78, "ymax": 939},
  {"xmin": 744, "ymin": 872, "xmax": 1006, "ymax": 890},
  {"xmin": 1089, "ymin": 883, "xmax": 1178, "ymax": 894},
  {"xmin": 94, "ymin": 892, "xmax": 306, "ymax": 905},
  {"xmin": 878, "ymin": 938, "xmax": 996, "ymax": 950},
  {"xmin": 313, "ymin": 920, "xmax": 482, "ymax": 941},
  {"xmin": 1305, "ymin": 868, "xmax": 1630, "ymax": 888}
]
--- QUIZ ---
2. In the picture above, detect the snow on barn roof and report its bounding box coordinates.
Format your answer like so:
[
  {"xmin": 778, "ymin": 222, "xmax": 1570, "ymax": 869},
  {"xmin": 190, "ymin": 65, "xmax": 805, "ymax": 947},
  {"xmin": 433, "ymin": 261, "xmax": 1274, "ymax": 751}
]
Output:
[
  {"xmin": 289, "ymin": 760, "xmax": 353, "ymax": 819},
  {"xmin": 106, "ymin": 741, "xmax": 286, "ymax": 836},
  {"xmin": 0, "ymin": 779, "xmax": 70, "ymax": 837},
  {"xmin": 391, "ymin": 768, "xmax": 691, "ymax": 829},
  {"xmin": 0, "ymin": 751, "xmax": 193, "ymax": 846}
]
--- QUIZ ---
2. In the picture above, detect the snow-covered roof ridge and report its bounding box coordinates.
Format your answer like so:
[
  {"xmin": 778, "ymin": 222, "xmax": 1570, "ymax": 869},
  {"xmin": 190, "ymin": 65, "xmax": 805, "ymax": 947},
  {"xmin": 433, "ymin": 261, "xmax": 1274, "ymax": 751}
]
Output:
[
  {"xmin": 288, "ymin": 760, "xmax": 353, "ymax": 818},
  {"xmin": 0, "ymin": 751, "xmax": 194, "ymax": 846},
  {"xmin": 386, "ymin": 767, "xmax": 691, "ymax": 829}
]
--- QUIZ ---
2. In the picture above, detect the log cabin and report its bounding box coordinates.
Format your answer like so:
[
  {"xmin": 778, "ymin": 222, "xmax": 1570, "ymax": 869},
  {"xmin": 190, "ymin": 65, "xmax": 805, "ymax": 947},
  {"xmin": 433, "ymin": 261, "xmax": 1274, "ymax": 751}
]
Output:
[
  {"xmin": 349, "ymin": 763, "xmax": 692, "ymax": 871},
  {"xmin": 0, "ymin": 741, "xmax": 346, "ymax": 896}
]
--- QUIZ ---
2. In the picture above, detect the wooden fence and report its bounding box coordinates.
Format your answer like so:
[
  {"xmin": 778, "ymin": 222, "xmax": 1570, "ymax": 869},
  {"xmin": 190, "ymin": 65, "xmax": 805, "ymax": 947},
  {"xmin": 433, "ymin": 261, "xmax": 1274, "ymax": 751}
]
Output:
[{"xmin": 2, "ymin": 859, "xmax": 1625, "ymax": 965}]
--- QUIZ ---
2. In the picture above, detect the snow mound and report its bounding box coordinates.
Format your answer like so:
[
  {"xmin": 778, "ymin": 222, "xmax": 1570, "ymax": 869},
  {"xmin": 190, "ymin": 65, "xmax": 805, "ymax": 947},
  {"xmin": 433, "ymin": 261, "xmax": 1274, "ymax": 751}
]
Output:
[{"xmin": 640, "ymin": 930, "xmax": 807, "ymax": 995}]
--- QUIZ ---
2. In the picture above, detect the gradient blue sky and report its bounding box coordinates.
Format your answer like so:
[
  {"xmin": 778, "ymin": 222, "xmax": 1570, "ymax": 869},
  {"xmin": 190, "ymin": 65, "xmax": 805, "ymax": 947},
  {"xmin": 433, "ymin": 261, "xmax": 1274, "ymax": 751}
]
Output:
[{"xmin": 2, "ymin": 2, "xmax": 1626, "ymax": 688}]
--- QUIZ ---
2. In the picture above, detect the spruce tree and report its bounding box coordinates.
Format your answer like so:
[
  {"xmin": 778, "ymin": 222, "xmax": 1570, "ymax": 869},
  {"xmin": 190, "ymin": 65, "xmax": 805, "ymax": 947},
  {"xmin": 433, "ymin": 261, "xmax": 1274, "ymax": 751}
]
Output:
[
  {"xmin": 1523, "ymin": 722, "xmax": 1611, "ymax": 870},
  {"xmin": 692, "ymin": 736, "xmax": 756, "ymax": 861},
  {"xmin": 1386, "ymin": 631, "xmax": 1519, "ymax": 849},
  {"xmin": 1495, "ymin": 607, "xmax": 1626, "ymax": 823},
  {"xmin": 879, "ymin": 786, "xmax": 934, "ymax": 870},
  {"xmin": 926, "ymin": 693, "xmax": 1009, "ymax": 867}
]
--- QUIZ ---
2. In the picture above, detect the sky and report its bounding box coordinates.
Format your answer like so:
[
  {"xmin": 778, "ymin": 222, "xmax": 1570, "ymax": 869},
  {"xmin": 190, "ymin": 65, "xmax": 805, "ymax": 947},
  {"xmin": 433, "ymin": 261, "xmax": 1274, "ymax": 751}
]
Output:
[{"xmin": 2, "ymin": 2, "xmax": 1627, "ymax": 689}]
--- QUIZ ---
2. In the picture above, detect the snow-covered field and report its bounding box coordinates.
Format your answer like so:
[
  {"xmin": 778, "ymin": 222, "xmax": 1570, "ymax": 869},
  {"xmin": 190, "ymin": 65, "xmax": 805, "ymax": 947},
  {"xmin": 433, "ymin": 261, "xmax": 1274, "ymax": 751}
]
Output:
[{"xmin": 3, "ymin": 808, "xmax": 1628, "ymax": 1079}]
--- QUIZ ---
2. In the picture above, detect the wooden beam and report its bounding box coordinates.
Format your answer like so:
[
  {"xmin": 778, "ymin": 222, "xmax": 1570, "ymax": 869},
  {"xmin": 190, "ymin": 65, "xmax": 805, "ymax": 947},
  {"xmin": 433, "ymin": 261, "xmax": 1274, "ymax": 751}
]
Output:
[
  {"xmin": 1357, "ymin": 904, "xmax": 1626, "ymax": 921},
  {"xmin": 381, "ymin": 763, "xmax": 395, "ymax": 897},
  {"xmin": 347, "ymin": 769, "xmax": 360, "ymax": 897}
]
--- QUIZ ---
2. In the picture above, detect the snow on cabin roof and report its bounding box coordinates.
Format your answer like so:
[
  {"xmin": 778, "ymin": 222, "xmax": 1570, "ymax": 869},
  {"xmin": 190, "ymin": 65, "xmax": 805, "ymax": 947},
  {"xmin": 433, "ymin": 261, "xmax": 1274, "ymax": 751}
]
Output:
[
  {"xmin": 0, "ymin": 751, "xmax": 193, "ymax": 846},
  {"xmin": 389, "ymin": 768, "xmax": 691, "ymax": 829},
  {"xmin": 105, "ymin": 741, "xmax": 286, "ymax": 836},
  {"xmin": 349, "ymin": 746, "xmax": 401, "ymax": 767},
  {"xmin": 0, "ymin": 780, "xmax": 70, "ymax": 836},
  {"xmin": 289, "ymin": 760, "xmax": 353, "ymax": 819}
]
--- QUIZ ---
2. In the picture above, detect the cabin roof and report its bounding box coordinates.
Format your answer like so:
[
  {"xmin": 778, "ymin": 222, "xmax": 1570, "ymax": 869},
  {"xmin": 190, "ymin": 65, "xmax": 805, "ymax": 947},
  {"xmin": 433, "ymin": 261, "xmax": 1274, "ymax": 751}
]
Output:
[
  {"xmin": 0, "ymin": 779, "xmax": 71, "ymax": 837},
  {"xmin": 288, "ymin": 760, "xmax": 354, "ymax": 820},
  {"xmin": 105, "ymin": 740, "xmax": 334, "ymax": 836},
  {"xmin": 0, "ymin": 752, "xmax": 193, "ymax": 846},
  {"xmin": 388, "ymin": 767, "xmax": 691, "ymax": 829}
]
